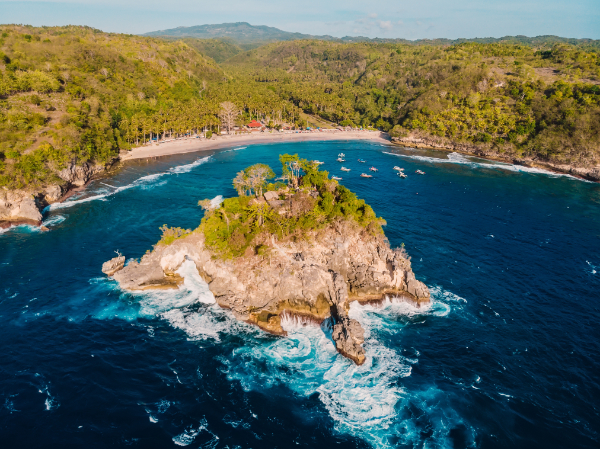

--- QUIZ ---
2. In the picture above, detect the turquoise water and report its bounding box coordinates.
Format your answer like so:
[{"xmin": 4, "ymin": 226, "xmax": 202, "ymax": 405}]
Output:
[{"xmin": 1, "ymin": 140, "xmax": 599, "ymax": 448}]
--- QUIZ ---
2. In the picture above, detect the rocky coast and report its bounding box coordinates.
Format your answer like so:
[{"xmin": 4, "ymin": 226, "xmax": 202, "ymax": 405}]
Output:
[
  {"xmin": 392, "ymin": 132, "xmax": 600, "ymax": 182},
  {"xmin": 0, "ymin": 160, "xmax": 113, "ymax": 228},
  {"xmin": 103, "ymin": 212, "xmax": 429, "ymax": 365}
]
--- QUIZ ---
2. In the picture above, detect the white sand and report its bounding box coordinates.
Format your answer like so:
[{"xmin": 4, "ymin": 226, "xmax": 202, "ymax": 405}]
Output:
[{"xmin": 121, "ymin": 130, "xmax": 391, "ymax": 161}]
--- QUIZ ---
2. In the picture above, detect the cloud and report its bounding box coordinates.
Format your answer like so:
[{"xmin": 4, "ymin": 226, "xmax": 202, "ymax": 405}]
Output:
[{"xmin": 378, "ymin": 20, "xmax": 393, "ymax": 30}]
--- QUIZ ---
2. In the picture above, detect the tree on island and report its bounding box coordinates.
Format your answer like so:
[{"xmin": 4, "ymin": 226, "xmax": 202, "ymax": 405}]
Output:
[{"xmin": 232, "ymin": 163, "xmax": 275, "ymax": 197}]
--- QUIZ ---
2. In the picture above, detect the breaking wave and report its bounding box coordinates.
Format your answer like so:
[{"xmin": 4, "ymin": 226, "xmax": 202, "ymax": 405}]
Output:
[
  {"xmin": 383, "ymin": 151, "xmax": 585, "ymax": 180},
  {"xmin": 48, "ymin": 156, "xmax": 211, "ymax": 211},
  {"xmin": 105, "ymin": 258, "xmax": 474, "ymax": 448}
]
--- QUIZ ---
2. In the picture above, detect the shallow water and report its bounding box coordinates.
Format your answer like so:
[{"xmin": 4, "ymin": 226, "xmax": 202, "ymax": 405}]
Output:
[{"xmin": 1, "ymin": 140, "xmax": 599, "ymax": 448}]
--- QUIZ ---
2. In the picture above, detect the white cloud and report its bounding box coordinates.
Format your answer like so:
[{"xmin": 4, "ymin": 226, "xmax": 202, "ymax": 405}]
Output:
[{"xmin": 378, "ymin": 20, "xmax": 393, "ymax": 30}]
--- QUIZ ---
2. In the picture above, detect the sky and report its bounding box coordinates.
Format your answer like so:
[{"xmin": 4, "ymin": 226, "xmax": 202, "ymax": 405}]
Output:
[{"xmin": 1, "ymin": 0, "xmax": 599, "ymax": 39}]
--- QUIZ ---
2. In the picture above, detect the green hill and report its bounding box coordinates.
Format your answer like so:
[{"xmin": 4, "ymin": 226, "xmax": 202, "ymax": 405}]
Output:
[
  {"xmin": 1, "ymin": 24, "xmax": 600, "ymax": 193},
  {"xmin": 0, "ymin": 24, "xmax": 227, "ymax": 189},
  {"xmin": 175, "ymin": 38, "xmax": 244, "ymax": 63}
]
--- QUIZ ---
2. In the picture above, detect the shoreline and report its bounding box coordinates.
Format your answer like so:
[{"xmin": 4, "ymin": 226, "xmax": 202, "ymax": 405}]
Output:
[
  {"xmin": 389, "ymin": 138, "xmax": 600, "ymax": 183},
  {"xmin": 121, "ymin": 130, "xmax": 391, "ymax": 161}
]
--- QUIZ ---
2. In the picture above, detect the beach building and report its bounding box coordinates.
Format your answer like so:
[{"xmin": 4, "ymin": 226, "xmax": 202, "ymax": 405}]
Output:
[{"xmin": 246, "ymin": 120, "xmax": 264, "ymax": 132}]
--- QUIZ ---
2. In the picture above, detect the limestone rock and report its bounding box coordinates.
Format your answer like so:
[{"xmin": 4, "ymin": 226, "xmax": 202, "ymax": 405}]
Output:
[
  {"xmin": 104, "ymin": 220, "xmax": 430, "ymax": 364},
  {"xmin": 102, "ymin": 256, "xmax": 126, "ymax": 276},
  {"xmin": 58, "ymin": 162, "xmax": 103, "ymax": 187},
  {"xmin": 263, "ymin": 191, "xmax": 279, "ymax": 202},
  {"xmin": 0, "ymin": 190, "xmax": 42, "ymax": 224},
  {"xmin": 44, "ymin": 185, "xmax": 63, "ymax": 203},
  {"xmin": 332, "ymin": 317, "xmax": 366, "ymax": 365}
]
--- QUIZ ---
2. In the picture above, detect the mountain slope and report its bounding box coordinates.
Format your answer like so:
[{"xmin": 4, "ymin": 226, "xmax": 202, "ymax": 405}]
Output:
[
  {"xmin": 143, "ymin": 22, "xmax": 338, "ymax": 48},
  {"xmin": 0, "ymin": 24, "xmax": 225, "ymax": 191}
]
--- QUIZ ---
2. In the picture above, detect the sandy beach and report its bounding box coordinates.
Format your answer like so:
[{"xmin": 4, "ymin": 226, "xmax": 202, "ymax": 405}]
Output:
[{"xmin": 121, "ymin": 129, "xmax": 391, "ymax": 161}]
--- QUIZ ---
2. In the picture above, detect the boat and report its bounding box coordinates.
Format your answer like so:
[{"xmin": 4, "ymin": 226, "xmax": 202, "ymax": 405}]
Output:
[
  {"xmin": 397, "ymin": 172, "xmax": 407, "ymax": 178},
  {"xmin": 369, "ymin": 166, "xmax": 378, "ymax": 172},
  {"xmin": 358, "ymin": 159, "xmax": 366, "ymax": 163},
  {"xmin": 360, "ymin": 173, "xmax": 372, "ymax": 178},
  {"xmin": 332, "ymin": 176, "xmax": 343, "ymax": 180},
  {"xmin": 337, "ymin": 158, "xmax": 346, "ymax": 162},
  {"xmin": 313, "ymin": 160, "xmax": 325, "ymax": 165},
  {"xmin": 338, "ymin": 153, "xmax": 345, "ymax": 158},
  {"xmin": 415, "ymin": 170, "xmax": 425, "ymax": 175},
  {"xmin": 393, "ymin": 166, "xmax": 404, "ymax": 171},
  {"xmin": 341, "ymin": 167, "xmax": 351, "ymax": 172}
]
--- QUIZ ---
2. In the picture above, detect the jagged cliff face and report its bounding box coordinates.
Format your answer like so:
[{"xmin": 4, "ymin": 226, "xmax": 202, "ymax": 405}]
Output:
[
  {"xmin": 104, "ymin": 220, "xmax": 430, "ymax": 365},
  {"xmin": 0, "ymin": 160, "xmax": 110, "ymax": 227}
]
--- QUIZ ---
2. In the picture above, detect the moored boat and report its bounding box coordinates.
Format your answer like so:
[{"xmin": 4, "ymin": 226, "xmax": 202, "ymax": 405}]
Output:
[
  {"xmin": 393, "ymin": 166, "xmax": 404, "ymax": 171},
  {"xmin": 332, "ymin": 176, "xmax": 343, "ymax": 180},
  {"xmin": 341, "ymin": 167, "xmax": 351, "ymax": 172},
  {"xmin": 415, "ymin": 170, "xmax": 425, "ymax": 175},
  {"xmin": 360, "ymin": 173, "xmax": 372, "ymax": 178},
  {"xmin": 397, "ymin": 172, "xmax": 407, "ymax": 178},
  {"xmin": 337, "ymin": 158, "xmax": 345, "ymax": 162},
  {"xmin": 369, "ymin": 166, "xmax": 378, "ymax": 172}
]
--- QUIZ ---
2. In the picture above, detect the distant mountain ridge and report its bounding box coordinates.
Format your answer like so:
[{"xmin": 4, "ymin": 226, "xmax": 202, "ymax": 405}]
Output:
[
  {"xmin": 143, "ymin": 22, "xmax": 338, "ymax": 48},
  {"xmin": 143, "ymin": 22, "xmax": 600, "ymax": 49}
]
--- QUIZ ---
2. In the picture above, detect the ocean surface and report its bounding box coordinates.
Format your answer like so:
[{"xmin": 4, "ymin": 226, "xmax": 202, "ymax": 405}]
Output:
[{"xmin": 1, "ymin": 140, "xmax": 599, "ymax": 449}]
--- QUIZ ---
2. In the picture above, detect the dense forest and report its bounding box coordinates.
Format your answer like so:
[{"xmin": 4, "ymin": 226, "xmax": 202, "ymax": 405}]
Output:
[{"xmin": 1, "ymin": 24, "xmax": 599, "ymax": 190}]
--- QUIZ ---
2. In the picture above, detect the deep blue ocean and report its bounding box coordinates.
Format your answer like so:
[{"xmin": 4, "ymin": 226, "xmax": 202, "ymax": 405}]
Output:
[{"xmin": 1, "ymin": 140, "xmax": 599, "ymax": 449}]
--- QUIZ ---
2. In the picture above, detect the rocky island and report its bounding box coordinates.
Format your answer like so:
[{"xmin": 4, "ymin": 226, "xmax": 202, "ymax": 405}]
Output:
[{"xmin": 103, "ymin": 154, "xmax": 430, "ymax": 364}]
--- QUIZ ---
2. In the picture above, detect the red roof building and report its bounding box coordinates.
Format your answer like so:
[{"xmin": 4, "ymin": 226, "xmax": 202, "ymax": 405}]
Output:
[{"xmin": 247, "ymin": 120, "xmax": 263, "ymax": 128}]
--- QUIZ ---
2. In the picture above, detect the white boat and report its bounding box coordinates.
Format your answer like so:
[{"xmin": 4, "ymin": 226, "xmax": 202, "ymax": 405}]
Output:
[
  {"xmin": 337, "ymin": 158, "xmax": 345, "ymax": 162},
  {"xmin": 338, "ymin": 153, "xmax": 345, "ymax": 157},
  {"xmin": 393, "ymin": 166, "xmax": 404, "ymax": 171},
  {"xmin": 397, "ymin": 172, "xmax": 407, "ymax": 178},
  {"xmin": 313, "ymin": 160, "xmax": 325, "ymax": 165},
  {"xmin": 415, "ymin": 170, "xmax": 425, "ymax": 175},
  {"xmin": 332, "ymin": 176, "xmax": 343, "ymax": 180},
  {"xmin": 369, "ymin": 166, "xmax": 378, "ymax": 172},
  {"xmin": 360, "ymin": 173, "xmax": 372, "ymax": 178},
  {"xmin": 341, "ymin": 167, "xmax": 351, "ymax": 172}
]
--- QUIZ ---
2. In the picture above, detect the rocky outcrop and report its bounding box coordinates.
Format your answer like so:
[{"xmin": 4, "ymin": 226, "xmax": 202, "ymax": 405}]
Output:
[
  {"xmin": 104, "ymin": 220, "xmax": 430, "ymax": 365},
  {"xmin": 392, "ymin": 133, "xmax": 600, "ymax": 182},
  {"xmin": 1, "ymin": 158, "xmax": 119, "ymax": 229},
  {"xmin": 58, "ymin": 161, "xmax": 105, "ymax": 187},
  {"xmin": 0, "ymin": 189, "xmax": 43, "ymax": 226},
  {"xmin": 102, "ymin": 255, "xmax": 126, "ymax": 276}
]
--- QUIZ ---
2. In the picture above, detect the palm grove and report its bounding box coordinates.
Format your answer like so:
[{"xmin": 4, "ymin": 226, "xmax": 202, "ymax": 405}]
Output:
[{"xmin": 1, "ymin": 24, "xmax": 599, "ymax": 189}]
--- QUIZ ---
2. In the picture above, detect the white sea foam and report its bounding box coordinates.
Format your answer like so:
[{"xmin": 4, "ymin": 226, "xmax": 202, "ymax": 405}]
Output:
[
  {"xmin": 172, "ymin": 424, "xmax": 202, "ymax": 446},
  {"xmin": 172, "ymin": 418, "xmax": 218, "ymax": 447},
  {"xmin": 116, "ymin": 267, "xmax": 469, "ymax": 447},
  {"xmin": 49, "ymin": 156, "xmax": 211, "ymax": 211},
  {"xmin": 222, "ymin": 146, "xmax": 248, "ymax": 153},
  {"xmin": 42, "ymin": 214, "xmax": 66, "ymax": 227},
  {"xmin": 383, "ymin": 151, "xmax": 586, "ymax": 180}
]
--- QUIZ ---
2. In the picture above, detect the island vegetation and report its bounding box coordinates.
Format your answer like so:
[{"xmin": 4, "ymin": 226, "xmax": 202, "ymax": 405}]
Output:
[
  {"xmin": 1, "ymin": 24, "xmax": 600, "ymax": 192},
  {"xmin": 193, "ymin": 153, "xmax": 383, "ymax": 258}
]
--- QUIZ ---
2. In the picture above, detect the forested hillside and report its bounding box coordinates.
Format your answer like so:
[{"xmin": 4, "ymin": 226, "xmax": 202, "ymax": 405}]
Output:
[
  {"xmin": 224, "ymin": 40, "xmax": 600, "ymax": 164},
  {"xmin": 1, "ymin": 24, "xmax": 600, "ymax": 193}
]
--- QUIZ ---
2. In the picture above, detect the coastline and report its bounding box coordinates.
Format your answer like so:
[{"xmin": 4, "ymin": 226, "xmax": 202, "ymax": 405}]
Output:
[
  {"xmin": 121, "ymin": 130, "xmax": 391, "ymax": 161},
  {"xmin": 390, "ymin": 137, "xmax": 600, "ymax": 183}
]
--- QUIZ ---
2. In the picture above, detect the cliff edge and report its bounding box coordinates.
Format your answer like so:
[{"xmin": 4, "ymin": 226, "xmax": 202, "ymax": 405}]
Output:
[{"xmin": 102, "ymin": 155, "xmax": 430, "ymax": 364}]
